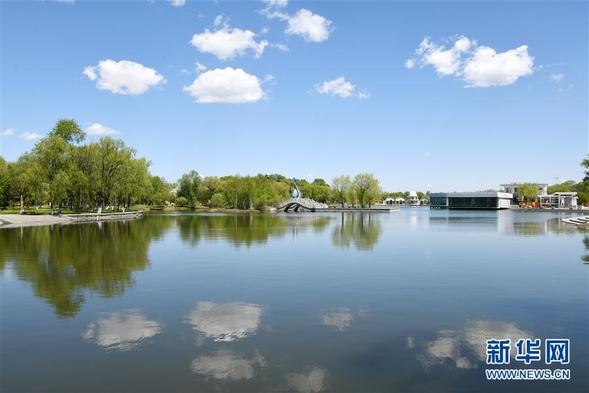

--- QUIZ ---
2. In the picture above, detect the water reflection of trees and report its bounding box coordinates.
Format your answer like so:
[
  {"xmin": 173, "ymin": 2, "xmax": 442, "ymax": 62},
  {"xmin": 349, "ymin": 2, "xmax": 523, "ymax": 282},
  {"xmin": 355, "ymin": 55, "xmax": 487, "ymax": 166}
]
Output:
[
  {"xmin": 583, "ymin": 236, "xmax": 589, "ymax": 264},
  {"xmin": 331, "ymin": 213, "xmax": 382, "ymax": 251},
  {"xmin": 176, "ymin": 214, "xmax": 331, "ymax": 247},
  {"xmin": 0, "ymin": 217, "xmax": 172, "ymax": 317}
]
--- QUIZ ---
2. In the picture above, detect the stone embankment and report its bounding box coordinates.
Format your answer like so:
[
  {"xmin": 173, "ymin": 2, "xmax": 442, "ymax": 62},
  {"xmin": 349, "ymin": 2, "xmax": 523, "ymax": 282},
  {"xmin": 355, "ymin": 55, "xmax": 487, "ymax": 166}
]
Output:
[{"xmin": 0, "ymin": 211, "xmax": 142, "ymax": 229}]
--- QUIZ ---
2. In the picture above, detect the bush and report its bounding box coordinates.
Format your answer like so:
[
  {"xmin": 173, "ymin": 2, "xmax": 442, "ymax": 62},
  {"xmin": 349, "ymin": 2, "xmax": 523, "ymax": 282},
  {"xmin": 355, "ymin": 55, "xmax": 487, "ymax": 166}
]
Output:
[
  {"xmin": 208, "ymin": 193, "xmax": 227, "ymax": 208},
  {"xmin": 175, "ymin": 196, "xmax": 189, "ymax": 207}
]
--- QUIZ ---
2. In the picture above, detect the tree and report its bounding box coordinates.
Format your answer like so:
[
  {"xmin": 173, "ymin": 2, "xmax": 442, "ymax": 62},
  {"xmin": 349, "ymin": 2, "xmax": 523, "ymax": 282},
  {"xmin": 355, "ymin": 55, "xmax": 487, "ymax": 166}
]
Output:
[
  {"xmin": 308, "ymin": 178, "xmax": 331, "ymax": 203},
  {"xmin": 209, "ymin": 192, "xmax": 227, "ymax": 208},
  {"xmin": 547, "ymin": 180, "xmax": 577, "ymax": 194},
  {"xmin": 178, "ymin": 170, "xmax": 201, "ymax": 209},
  {"xmin": 516, "ymin": 183, "xmax": 538, "ymax": 203},
  {"xmin": 50, "ymin": 119, "xmax": 85, "ymax": 144},
  {"xmin": 0, "ymin": 157, "xmax": 9, "ymax": 208},
  {"xmin": 33, "ymin": 135, "xmax": 72, "ymax": 214},
  {"xmin": 332, "ymin": 175, "xmax": 352, "ymax": 207},
  {"xmin": 95, "ymin": 137, "xmax": 134, "ymax": 208},
  {"xmin": 582, "ymin": 157, "xmax": 589, "ymax": 183},
  {"xmin": 149, "ymin": 176, "xmax": 171, "ymax": 206},
  {"xmin": 353, "ymin": 173, "xmax": 381, "ymax": 207}
]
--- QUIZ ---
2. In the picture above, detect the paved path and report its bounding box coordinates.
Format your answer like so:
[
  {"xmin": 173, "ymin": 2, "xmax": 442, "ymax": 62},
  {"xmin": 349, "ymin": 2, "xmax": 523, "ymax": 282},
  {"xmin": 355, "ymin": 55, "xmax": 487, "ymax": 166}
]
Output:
[
  {"xmin": 0, "ymin": 214, "xmax": 72, "ymax": 228},
  {"xmin": 0, "ymin": 211, "xmax": 142, "ymax": 229}
]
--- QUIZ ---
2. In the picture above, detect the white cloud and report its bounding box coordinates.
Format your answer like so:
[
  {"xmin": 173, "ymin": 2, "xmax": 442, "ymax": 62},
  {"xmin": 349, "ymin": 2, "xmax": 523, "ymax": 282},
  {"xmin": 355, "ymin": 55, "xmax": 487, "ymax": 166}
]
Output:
[
  {"xmin": 407, "ymin": 36, "xmax": 534, "ymax": 88},
  {"xmin": 273, "ymin": 43, "xmax": 289, "ymax": 52},
  {"xmin": 82, "ymin": 309, "xmax": 162, "ymax": 351},
  {"xmin": 417, "ymin": 36, "xmax": 472, "ymax": 76},
  {"xmin": 213, "ymin": 14, "xmax": 229, "ymax": 27},
  {"xmin": 1, "ymin": 128, "xmax": 14, "ymax": 137},
  {"xmin": 168, "ymin": 0, "xmax": 185, "ymax": 7},
  {"xmin": 184, "ymin": 301, "xmax": 263, "ymax": 342},
  {"xmin": 550, "ymin": 73, "xmax": 564, "ymax": 82},
  {"xmin": 261, "ymin": 0, "xmax": 288, "ymax": 8},
  {"xmin": 357, "ymin": 91, "xmax": 370, "ymax": 99},
  {"xmin": 191, "ymin": 351, "xmax": 265, "ymax": 380},
  {"xmin": 285, "ymin": 9, "xmax": 332, "ymax": 42},
  {"xmin": 262, "ymin": 6, "xmax": 332, "ymax": 43},
  {"xmin": 184, "ymin": 68, "xmax": 265, "ymax": 104},
  {"xmin": 315, "ymin": 77, "xmax": 355, "ymax": 98},
  {"xmin": 195, "ymin": 62, "xmax": 208, "ymax": 72},
  {"xmin": 262, "ymin": 74, "xmax": 275, "ymax": 84},
  {"xmin": 86, "ymin": 123, "xmax": 118, "ymax": 136},
  {"xmin": 424, "ymin": 151, "xmax": 432, "ymax": 156},
  {"xmin": 190, "ymin": 27, "xmax": 268, "ymax": 60},
  {"xmin": 83, "ymin": 59, "xmax": 165, "ymax": 95},
  {"xmin": 19, "ymin": 132, "xmax": 43, "ymax": 141},
  {"xmin": 463, "ymin": 45, "xmax": 534, "ymax": 87}
]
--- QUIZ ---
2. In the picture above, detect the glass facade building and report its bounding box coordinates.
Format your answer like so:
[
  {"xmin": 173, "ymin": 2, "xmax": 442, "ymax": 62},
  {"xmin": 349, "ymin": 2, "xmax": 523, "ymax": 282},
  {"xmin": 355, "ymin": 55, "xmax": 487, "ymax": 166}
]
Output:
[{"xmin": 430, "ymin": 192, "xmax": 512, "ymax": 210}]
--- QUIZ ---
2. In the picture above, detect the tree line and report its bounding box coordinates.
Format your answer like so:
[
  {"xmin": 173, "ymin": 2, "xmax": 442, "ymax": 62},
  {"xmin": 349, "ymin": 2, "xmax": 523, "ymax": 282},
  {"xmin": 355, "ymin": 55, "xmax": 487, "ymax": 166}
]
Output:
[
  {"xmin": 0, "ymin": 119, "xmax": 171, "ymax": 213},
  {"xmin": 0, "ymin": 119, "xmax": 386, "ymax": 212},
  {"xmin": 174, "ymin": 172, "xmax": 382, "ymax": 210}
]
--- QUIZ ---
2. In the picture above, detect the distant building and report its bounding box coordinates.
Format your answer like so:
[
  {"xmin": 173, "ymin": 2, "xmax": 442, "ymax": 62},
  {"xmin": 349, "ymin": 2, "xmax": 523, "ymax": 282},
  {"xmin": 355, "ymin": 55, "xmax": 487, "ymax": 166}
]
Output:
[
  {"xmin": 408, "ymin": 191, "xmax": 419, "ymax": 205},
  {"xmin": 539, "ymin": 192, "xmax": 578, "ymax": 208},
  {"xmin": 501, "ymin": 183, "xmax": 548, "ymax": 204},
  {"xmin": 384, "ymin": 197, "xmax": 406, "ymax": 205},
  {"xmin": 430, "ymin": 192, "xmax": 513, "ymax": 210},
  {"xmin": 501, "ymin": 183, "xmax": 548, "ymax": 195}
]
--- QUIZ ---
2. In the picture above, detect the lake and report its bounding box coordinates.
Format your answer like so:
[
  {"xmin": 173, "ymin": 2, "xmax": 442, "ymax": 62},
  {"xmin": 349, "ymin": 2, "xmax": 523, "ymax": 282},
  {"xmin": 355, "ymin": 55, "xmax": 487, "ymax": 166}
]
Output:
[{"xmin": 1, "ymin": 208, "xmax": 587, "ymax": 392}]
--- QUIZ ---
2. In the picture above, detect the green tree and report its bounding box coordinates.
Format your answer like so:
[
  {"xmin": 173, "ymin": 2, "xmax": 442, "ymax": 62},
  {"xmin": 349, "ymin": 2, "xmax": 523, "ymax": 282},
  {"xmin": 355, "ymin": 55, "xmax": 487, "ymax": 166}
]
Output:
[
  {"xmin": 178, "ymin": 170, "xmax": 202, "ymax": 209},
  {"xmin": 95, "ymin": 137, "xmax": 135, "ymax": 208},
  {"xmin": 516, "ymin": 183, "xmax": 538, "ymax": 203},
  {"xmin": 353, "ymin": 173, "xmax": 381, "ymax": 207},
  {"xmin": 548, "ymin": 180, "xmax": 577, "ymax": 194},
  {"xmin": 0, "ymin": 157, "xmax": 9, "ymax": 208},
  {"xmin": 49, "ymin": 119, "xmax": 85, "ymax": 144},
  {"xmin": 33, "ymin": 135, "xmax": 72, "ymax": 214},
  {"xmin": 209, "ymin": 192, "xmax": 227, "ymax": 208},
  {"xmin": 332, "ymin": 175, "xmax": 352, "ymax": 207},
  {"xmin": 582, "ymin": 156, "xmax": 589, "ymax": 183},
  {"xmin": 149, "ymin": 176, "xmax": 172, "ymax": 206},
  {"xmin": 308, "ymin": 178, "xmax": 331, "ymax": 203}
]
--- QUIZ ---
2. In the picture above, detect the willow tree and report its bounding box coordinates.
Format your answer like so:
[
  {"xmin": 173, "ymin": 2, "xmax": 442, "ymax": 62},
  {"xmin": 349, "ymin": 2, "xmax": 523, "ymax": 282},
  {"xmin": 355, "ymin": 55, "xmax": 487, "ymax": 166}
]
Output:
[
  {"xmin": 33, "ymin": 135, "xmax": 74, "ymax": 214},
  {"xmin": 332, "ymin": 175, "xmax": 352, "ymax": 207},
  {"xmin": 353, "ymin": 173, "xmax": 381, "ymax": 207},
  {"xmin": 516, "ymin": 183, "xmax": 538, "ymax": 203}
]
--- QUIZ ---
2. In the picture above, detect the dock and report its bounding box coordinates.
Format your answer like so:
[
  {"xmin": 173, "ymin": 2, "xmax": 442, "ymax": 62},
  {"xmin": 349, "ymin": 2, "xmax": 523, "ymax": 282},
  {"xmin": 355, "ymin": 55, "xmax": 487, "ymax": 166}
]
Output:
[
  {"xmin": 0, "ymin": 211, "xmax": 143, "ymax": 229},
  {"xmin": 562, "ymin": 216, "xmax": 589, "ymax": 226}
]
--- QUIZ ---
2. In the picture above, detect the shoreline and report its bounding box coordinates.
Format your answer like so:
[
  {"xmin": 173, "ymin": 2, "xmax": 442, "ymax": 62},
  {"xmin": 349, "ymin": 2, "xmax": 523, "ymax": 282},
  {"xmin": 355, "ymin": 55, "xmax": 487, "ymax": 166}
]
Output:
[{"xmin": 0, "ymin": 211, "xmax": 142, "ymax": 229}]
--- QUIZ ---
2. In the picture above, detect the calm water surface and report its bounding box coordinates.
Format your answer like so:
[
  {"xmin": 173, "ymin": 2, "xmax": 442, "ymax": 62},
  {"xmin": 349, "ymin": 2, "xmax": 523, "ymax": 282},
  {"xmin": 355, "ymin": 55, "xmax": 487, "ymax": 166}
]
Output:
[{"xmin": 1, "ymin": 208, "xmax": 587, "ymax": 392}]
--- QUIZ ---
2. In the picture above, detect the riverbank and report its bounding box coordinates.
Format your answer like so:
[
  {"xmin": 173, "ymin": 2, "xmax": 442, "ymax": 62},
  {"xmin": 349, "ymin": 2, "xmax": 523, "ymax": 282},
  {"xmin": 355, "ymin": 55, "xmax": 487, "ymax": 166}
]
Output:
[{"xmin": 0, "ymin": 211, "xmax": 142, "ymax": 229}]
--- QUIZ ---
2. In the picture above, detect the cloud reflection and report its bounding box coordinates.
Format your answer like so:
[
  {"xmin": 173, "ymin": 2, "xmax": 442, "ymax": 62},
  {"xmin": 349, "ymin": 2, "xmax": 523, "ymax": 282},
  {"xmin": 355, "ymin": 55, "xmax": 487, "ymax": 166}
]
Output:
[
  {"xmin": 320, "ymin": 307, "xmax": 354, "ymax": 331},
  {"xmin": 410, "ymin": 320, "xmax": 533, "ymax": 369},
  {"xmin": 288, "ymin": 368, "xmax": 328, "ymax": 393},
  {"xmin": 82, "ymin": 309, "xmax": 162, "ymax": 351},
  {"xmin": 185, "ymin": 301, "xmax": 262, "ymax": 342},
  {"xmin": 191, "ymin": 350, "xmax": 265, "ymax": 380}
]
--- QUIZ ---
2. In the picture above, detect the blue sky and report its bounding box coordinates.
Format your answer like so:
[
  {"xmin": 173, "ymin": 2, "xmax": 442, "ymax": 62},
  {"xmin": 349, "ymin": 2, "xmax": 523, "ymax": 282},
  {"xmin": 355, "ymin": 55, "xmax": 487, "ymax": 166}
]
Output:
[{"xmin": 1, "ymin": 0, "xmax": 587, "ymax": 192}]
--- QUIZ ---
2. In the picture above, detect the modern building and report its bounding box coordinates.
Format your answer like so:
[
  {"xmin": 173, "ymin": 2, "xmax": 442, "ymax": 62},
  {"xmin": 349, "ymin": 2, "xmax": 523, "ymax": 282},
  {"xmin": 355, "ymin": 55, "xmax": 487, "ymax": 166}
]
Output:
[
  {"xmin": 538, "ymin": 192, "xmax": 578, "ymax": 208},
  {"xmin": 430, "ymin": 192, "xmax": 513, "ymax": 210}
]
